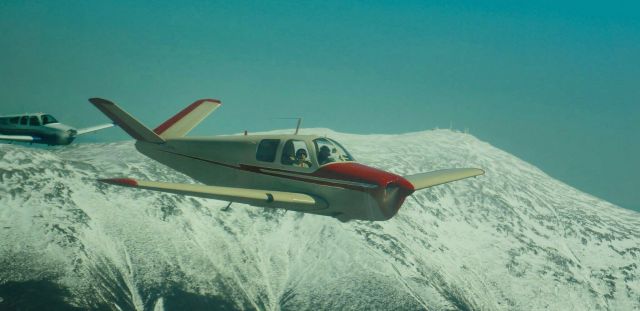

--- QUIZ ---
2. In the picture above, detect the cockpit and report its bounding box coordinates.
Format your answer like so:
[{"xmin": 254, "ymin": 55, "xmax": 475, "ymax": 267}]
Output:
[
  {"xmin": 313, "ymin": 138, "xmax": 354, "ymax": 165},
  {"xmin": 41, "ymin": 114, "xmax": 58, "ymax": 125},
  {"xmin": 1, "ymin": 114, "xmax": 58, "ymax": 127},
  {"xmin": 255, "ymin": 136, "xmax": 355, "ymax": 169}
]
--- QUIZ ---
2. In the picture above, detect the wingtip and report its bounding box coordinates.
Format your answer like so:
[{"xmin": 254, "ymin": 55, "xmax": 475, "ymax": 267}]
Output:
[
  {"xmin": 89, "ymin": 98, "xmax": 115, "ymax": 106},
  {"xmin": 195, "ymin": 98, "xmax": 222, "ymax": 105},
  {"xmin": 98, "ymin": 178, "xmax": 139, "ymax": 187}
]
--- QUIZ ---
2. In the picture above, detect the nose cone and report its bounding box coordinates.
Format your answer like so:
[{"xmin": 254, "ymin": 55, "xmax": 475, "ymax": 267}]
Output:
[{"xmin": 51, "ymin": 129, "xmax": 76, "ymax": 145}]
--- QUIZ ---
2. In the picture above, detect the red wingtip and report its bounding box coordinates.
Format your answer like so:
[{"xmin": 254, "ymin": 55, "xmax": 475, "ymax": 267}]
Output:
[{"xmin": 98, "ymin": 178, "xmax": 139, "ymax": 187}]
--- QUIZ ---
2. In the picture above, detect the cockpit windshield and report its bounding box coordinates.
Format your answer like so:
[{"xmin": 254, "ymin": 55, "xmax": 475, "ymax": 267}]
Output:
[
  {"xmin": 41, "ymin": 114, "xmax": 58, "ymax": 125},
  {"xmin": 313, "ymin": 138, "xmax": 355, "ymax": 165}
]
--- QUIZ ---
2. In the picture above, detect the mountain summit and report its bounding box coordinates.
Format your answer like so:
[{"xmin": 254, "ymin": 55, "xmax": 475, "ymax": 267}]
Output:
[{"xmin": 1, "ymin": 129, "xmax": 638, "ymax": 310}]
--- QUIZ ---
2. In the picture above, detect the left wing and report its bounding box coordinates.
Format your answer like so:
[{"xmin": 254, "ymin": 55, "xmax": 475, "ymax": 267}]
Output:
[
  {"xmin": 76, "ymin": 123, "xmax": 115, "ymax": 135},
  {"xmin": 0, "ymin": 134, "xmax": 41, "ymax": 142},
  {"xmin": 404, "ymin": 168, "xmax": 484, "ymax": 191},
  {"xmin": 99, "ymin": 178, "xmax": 328, "ymax": 211}
]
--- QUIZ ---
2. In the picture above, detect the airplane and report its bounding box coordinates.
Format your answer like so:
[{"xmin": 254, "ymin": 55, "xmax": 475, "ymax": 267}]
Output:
[
  {"xmin": 89, "ymin": 98, "xmax": 484, "ymax": 222},
  {"xmin": 0, "ymin": 112, "xmax": 114, "ymax": 146}
]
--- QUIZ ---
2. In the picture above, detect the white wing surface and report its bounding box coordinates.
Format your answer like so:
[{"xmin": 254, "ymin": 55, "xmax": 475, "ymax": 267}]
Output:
[
  {"xmin": 76, "ymin": 123, "xmax": 114, "ymax": 135},
  {"xmin": 0, "ymin": 134, "xmax": 40, "ymax": 142},
  {"xmin": 404, "ymin": 168, "xmax": 484, "ymax": 190}
]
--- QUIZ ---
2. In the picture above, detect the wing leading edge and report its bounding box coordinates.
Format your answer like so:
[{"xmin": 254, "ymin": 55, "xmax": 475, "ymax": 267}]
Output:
[
  {"xmin": 404, "ymin": 168, "xmax": 484, "ymax": 190},
  {"xmin": 76, "ymin": 123, "xmax": 115, "ymax": 135},
  {"xmin": 99, "ymin": 178, "xmax": 328, "ymax": 211}
]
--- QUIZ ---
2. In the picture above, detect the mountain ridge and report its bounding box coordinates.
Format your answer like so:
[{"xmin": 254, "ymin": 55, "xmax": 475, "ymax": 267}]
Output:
[{"xmin": 1, "ymin": 129, "xmax": 638, "ymax": 310}]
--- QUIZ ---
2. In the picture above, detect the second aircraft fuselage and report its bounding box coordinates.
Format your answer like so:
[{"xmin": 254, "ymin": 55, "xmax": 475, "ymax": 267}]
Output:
[{"xmin": 0, "ymin": 114, "xmax": 77, "ymax": 145}]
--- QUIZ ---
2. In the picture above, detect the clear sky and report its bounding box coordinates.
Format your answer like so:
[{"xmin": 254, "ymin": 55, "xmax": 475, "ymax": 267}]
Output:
[{"xmin": 1, "ymin": 1, "xmax": 638, "ymax": 211}]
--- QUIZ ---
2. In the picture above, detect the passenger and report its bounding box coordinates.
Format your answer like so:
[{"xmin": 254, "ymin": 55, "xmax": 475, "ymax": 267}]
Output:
[
  {"xmin": 318, "ymin": 145, "xmax": 332, "ymax": 165},
  {"xmin": 293, "ymin": 149, "xmax": 312, "ymax": 168}
]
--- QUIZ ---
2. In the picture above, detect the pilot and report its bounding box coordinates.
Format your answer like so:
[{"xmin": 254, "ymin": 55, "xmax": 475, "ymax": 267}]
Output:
[
  {"xmin": 318, "ymin": 145, "xmax": 332, "ymax": 165},
  {"xmin": 293, "ymin": 149, "xmax": 312, "ymax": 168}
]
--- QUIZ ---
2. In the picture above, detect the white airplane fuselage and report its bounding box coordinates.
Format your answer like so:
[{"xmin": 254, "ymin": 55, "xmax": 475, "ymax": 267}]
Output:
[
  {"xmin": 89, "ymin": 97, "xmax": 483, "ymax": 222},
  {"xmin": 135, "ymin": 134, "xmax": 415, "ymax": 221},
  {"xmin": 0, "ymin": 113, "xmax": 113, "ymax": 145},
  {"xmin": 0, "ymin": 119, "xmax": 77, "ymax": 145}
]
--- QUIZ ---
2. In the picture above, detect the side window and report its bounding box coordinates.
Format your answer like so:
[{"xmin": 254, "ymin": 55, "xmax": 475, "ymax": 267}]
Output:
[
  {"xmin": 314, "ymin": 138, "xmax": 355, "ymax": 165},
  {"xmin": 256, "ymin": 139, "xmax": 280, "ymax": 162},
  {"xmin": 10, "ymin": 117, "xmax": 19, "ymax": 124},
  {"xmin": 282, "ymin": 139, "xmax": 312, "ymax": 168},
  {"xmin": 29, "ymin": 116, "xmax": 41, "ymax": 126},
  {"xmin": 42, "ymin": 114, "xmax": 58, "ymax": 125},
  {"xmin": 20, "ymin": 116, "xmax": 28, "ymax": 125}
]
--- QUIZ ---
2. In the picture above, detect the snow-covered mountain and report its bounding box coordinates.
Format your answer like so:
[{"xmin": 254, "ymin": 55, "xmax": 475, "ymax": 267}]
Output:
[{"xmin": 0, "ymin": 129, "xmax": 638, "ymax": 311}]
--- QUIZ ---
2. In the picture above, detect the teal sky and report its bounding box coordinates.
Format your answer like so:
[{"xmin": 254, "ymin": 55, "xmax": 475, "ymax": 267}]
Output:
[{"xmin": 1, "ymin": 1, "xmax": 638, "ymax": 211}]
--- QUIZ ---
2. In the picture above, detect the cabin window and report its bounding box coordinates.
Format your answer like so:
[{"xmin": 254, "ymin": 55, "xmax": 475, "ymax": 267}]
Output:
[
  {"xmin": 256, "ymin": 139, "xmax": 280, "ymax": 162},
  {"xmin": 9, "ymin": 117, "xmax": 19, "ymax": 124},
  {"xmin": 29, "ymin": 116, "xmax": 41, "ymax": 126},
  {"xmin": 314, "ymin": 138, "xmax": 355, "ymax": 165},
  {"xmin": 282, "ymin": 139, "xmax": 313, "ymax": 168},
  {"xmin": 42, "ymin": 114, "xmax": 58, "ymax": 124},
  {"xmin": 20, "ymin": 116, "xmax": 28, "ymax": 125}
]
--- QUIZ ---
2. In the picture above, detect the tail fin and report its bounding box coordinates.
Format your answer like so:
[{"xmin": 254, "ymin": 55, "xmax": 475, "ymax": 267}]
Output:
[
  {"xmin": 89, "ymin": 98, "xmax": 165, "ymax": 143},
  {"xmin": 153, "ymin": 99, "xmax": 221, "ymax": 139}
]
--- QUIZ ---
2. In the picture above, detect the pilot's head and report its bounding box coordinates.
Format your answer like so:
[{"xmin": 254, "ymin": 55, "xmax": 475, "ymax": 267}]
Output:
[
  {"xmin": 319, "ymin": 145, "xmax": 331, "ymax": 156},
  {"xmin": 296, "ymin": 149, "xmax": 308, "ymax": 160}
]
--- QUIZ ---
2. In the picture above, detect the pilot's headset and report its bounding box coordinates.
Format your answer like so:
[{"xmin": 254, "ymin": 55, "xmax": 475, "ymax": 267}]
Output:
[{"xmin": 296, "ymin": 149, "xmax": 308, "ymax": 159}]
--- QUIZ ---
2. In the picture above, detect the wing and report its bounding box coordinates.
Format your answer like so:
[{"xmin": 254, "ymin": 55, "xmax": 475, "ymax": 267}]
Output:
[
  {"xmin": 76, "ymin": 123, "xmax": 115, "ymax": 135},
  {"xmin": 404, "ymin": 168, "xmax": 484, "ymax": 190},
  {"xmin": 99, "ymin": 178, "xmax": 328, "ymax": 211},
  {"xmin": 0, "ymin": 134, "xmax": 40, "ymax": 142}
]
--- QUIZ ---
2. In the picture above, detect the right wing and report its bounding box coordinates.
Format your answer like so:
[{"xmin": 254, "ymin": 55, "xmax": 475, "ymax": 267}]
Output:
[
  {"xmin": 404, "ymin": 168, "xmax": 484, "ymax": 191},
  {"xmin": 99, "ymin": 178, "xmax": 328, "ymax": 211},
  {"xmin": 76, "ymin": 123, "xmax": 115, "ymax": 135},
  {"xmin": 0, "ymin": 134, "xmax": 40, "ymax": 142}
]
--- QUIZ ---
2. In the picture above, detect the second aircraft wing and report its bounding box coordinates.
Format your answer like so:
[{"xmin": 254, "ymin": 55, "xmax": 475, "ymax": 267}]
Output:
[
  {"xmin": 76, "ymin": 123, "xmax": 115, "ymax": 135},
  {"xmin": 0, "ymin": 134, "xmax": 40, "ymax": 142}
]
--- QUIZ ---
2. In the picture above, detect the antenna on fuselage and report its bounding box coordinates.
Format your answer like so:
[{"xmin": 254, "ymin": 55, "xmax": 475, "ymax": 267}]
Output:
[
  {"xmin": 294, "ymin": 117, "xmax": 302, "ymax": 135},
  {"xmin": 275, "ymin": 117, "xmax": 303, "ymax": 135}
]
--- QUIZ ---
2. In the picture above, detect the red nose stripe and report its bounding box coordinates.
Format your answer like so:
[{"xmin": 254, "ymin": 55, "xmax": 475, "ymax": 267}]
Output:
[{"xmin": 314, "ymin": 162, "xmax": 415, "ymax": 192}]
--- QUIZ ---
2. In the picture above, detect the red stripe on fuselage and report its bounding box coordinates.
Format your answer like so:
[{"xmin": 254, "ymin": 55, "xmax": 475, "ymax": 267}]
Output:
[
  {"xmin": 158, "ymin": 150, "xmax": 413, "ymax": 194},
  {"xmin": 157, "ymin": 150, "xmax": 415, "ymax": 219},
  {"xmin": 154, "ymin": 99, "xmax": 221, "ymax": 135},
  {"xmin": 313, "ymin": 162, "xmax": 415, "ymax": 191}
]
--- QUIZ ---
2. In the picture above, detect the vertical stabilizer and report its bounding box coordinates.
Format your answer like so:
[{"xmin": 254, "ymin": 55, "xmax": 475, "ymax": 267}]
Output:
[{"xmin": 153, "ymin": 99, "xmax": 221, "ymax": 139}]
